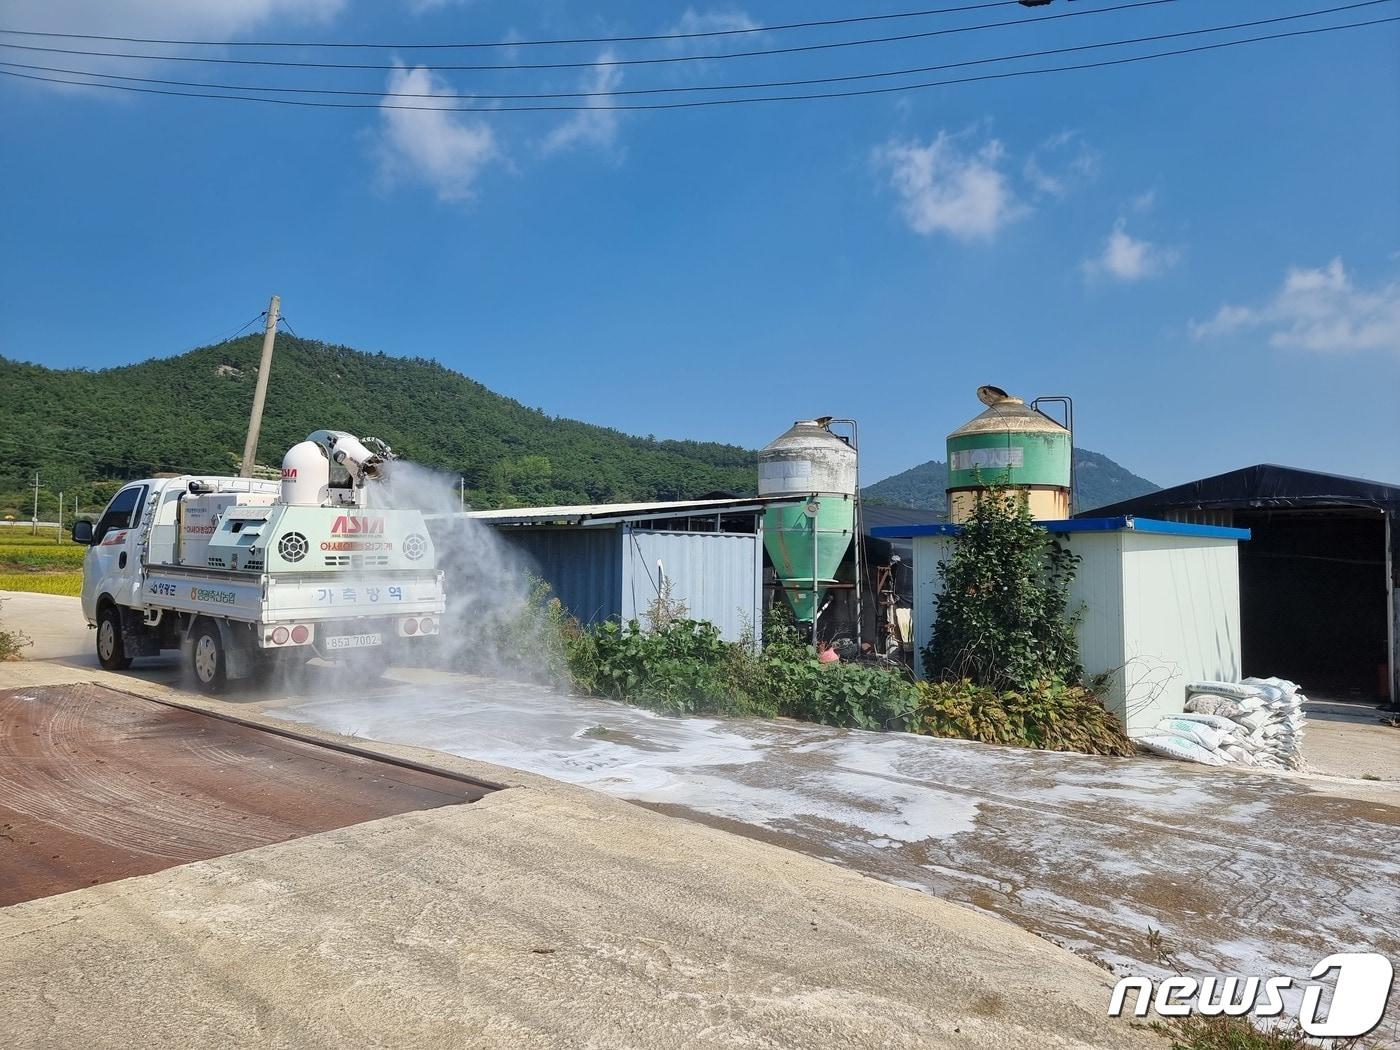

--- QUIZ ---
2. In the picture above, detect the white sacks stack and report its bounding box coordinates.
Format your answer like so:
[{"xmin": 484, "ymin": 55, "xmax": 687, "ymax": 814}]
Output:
[{"xmin": 1137, "ymin": 677, "xmax": 1307, "ymax": 770}]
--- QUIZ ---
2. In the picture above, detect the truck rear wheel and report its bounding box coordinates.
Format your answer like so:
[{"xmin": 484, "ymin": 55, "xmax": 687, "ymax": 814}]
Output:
[
  {"xmin": 189, "ymin": 621, "xmax": 228, "ymax": 694},
  {"xmin": 96, "ymin": 604, "xmax": 132, "ymax": 671}
]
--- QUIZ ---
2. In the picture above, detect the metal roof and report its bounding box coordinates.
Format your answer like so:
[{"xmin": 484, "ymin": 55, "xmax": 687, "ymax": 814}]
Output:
[
  {"xmin": 1082, "ymin": 463, "xmax": 1400, "ymax": 518},
  {"xmin": 451, "ymin": 496, "xmax": 801, "ymax": 528}
]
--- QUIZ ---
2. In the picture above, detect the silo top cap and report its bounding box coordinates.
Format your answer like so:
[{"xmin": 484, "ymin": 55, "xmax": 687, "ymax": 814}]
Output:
[
  {"xmin": 949, "ymin": 391, "xmax": 1067, "ymax": 438},
  {"xmin": 760, "ymin": 418, "xmax": 854, "ymax": 456}
]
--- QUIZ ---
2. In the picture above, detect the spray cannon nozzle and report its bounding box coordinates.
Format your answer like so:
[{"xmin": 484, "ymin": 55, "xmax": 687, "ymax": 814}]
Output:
[{"xmin": 304, "ymin": 429, "xmax": 399, "ymax": 484}]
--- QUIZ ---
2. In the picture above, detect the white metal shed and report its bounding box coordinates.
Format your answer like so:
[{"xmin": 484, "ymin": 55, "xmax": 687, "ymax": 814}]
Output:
[{"xmin": 872, "ymin": 516, "xmax": 1251, "ymax": 734}]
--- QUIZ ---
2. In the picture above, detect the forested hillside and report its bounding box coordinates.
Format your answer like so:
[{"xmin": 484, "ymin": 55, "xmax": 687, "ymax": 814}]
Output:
[
  {"xmin": 862, "ymin": 448, "xmax": 1159, "ymax": 514},
  {"xmin": 0, "ymin": 336, "xmax": 1159, "ymax": 521},
  {"xmin": 0, "ymin": 335, "xmax": 757, "ymax": 516}
]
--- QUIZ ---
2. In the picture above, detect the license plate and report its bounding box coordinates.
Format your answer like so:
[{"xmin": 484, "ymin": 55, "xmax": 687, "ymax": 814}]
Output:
[{"xmin": 325, "ymin": 633, "xmax": 382, "ymax": 651}]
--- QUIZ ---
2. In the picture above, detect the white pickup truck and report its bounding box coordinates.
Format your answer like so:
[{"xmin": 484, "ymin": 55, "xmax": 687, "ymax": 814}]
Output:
[{"xmin": 75, "ymin": 433, "xmax": 446, "ymax": 693}]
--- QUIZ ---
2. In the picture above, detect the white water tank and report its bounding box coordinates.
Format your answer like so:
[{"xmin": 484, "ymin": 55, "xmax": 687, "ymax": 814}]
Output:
[{"xmin": 281, "ymin": 441, "xmax": 330, "ymax": 506}]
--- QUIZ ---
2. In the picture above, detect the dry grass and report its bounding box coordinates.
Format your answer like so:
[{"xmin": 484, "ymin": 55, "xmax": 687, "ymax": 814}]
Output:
[
  {"xmin": 1153, "ymin": 1015, "xmax": 1372, "ymax": 1049},
  {"xmin": 0, "ymin": 596, "xmax": 31, "ymax": 659}
]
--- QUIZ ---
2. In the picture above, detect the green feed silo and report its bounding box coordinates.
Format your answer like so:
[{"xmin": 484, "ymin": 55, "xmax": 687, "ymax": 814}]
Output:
[
  {"xmin": 946, "ymin": 386, "xmax": 1071, "ymax": 522},
  {"xmin": 759, "ymin": 418, "xmax": 857, "ymax": 622}
]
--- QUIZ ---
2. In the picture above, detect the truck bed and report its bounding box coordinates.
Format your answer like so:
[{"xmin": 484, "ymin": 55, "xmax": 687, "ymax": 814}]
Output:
[{"xmin": 142, "ymin": 562, "xmax": 444, "ymax": 624}]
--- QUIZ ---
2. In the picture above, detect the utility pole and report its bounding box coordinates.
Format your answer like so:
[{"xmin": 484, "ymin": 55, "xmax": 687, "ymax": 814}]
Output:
[
  {"xmin": 459, "ymin": 477, "xmax": 465, "ymax": 512},
  {"xmin": 31, "ymin": 471, "xmax": 38, "ymax": 534},
  {"xmin": 58, "ymin": 492, "xmax": 63, "ymax": 543},
  {"xmin": 240, "ymin": 295, "xmax": 281, "ymax": 477}
]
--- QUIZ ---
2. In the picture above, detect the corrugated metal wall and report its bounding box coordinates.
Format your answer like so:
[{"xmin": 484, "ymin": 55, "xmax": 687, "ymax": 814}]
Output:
[
  {"xmin": 475, "ymin": 524, "xmax": 763, "ymax": 642},
  {"xmin": 622, "ymin": 529, "xmax": 762, "ymax": 642},
  {"xmin": 912, "ymin": 535, "xmax": 953, "ymax": 674},
  {"xmin": 491, "ymin": 527, "xmax": 622, "ymax": 626}
]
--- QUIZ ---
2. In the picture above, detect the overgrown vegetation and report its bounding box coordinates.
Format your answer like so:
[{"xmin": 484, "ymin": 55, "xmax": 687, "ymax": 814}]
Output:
[
  {"xmin": 500, "ymin": 517, "xmax": 1129, "ymax": 752},
  {"xmin": 924, "ymin": 487, "xmax": 1083, "ymax": 690},
  {"xmin": 0, "ymin": 597, "xmax": 31, "ymax": 660},
  {"xmin": 563, "ymin": 613, "xmax": 919, "ymax": 730},
  {"xmin": 497, "ymin": 577, "xmax": 919, "ymax": 730},
  {"xmin": 909, "ymin": 487, "xmax": 1134, "ymax": 755}
]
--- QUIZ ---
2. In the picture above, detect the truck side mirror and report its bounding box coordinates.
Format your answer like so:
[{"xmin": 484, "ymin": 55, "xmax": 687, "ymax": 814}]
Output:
[{"xmin": 72, "ymin": 520, "xmax": 94, "ymax": 545}]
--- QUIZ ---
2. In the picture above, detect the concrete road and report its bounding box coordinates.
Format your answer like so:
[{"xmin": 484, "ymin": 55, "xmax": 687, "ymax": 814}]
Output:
[
  {"xmin": 6, "ymin": 591, "xmax": 1399, "ymax": 1041},
  {"xmin": 1, "ymin": 600, "xmax": 1157, "ymax": 1049}
]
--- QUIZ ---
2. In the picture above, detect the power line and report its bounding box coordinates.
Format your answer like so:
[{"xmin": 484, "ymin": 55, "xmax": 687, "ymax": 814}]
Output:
[
  {"xmin": 0, "ymin": 15, "xmax": 1392, "ymax": 113},
  {"xmin": 0, "ymin": 2, "xmax": 1026, "ymax": 50},
  {"xmin": 217, "ymin": 311, "xmax": 268, "ymax": 343},
  {"xmin": 1, "ymin": 3, "xmax": 1386, "ymax": 103},
  {"xmin": 0, "ymin": 0, "xmax": 1178, "ymax": 73}
]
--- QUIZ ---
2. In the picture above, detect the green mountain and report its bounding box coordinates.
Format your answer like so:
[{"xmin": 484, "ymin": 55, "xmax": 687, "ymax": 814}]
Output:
[
  {"xmin": 862, "ymin": 448, "xmax": 1159, "ymax": 515},
  {"xmin": 0, "ymin": 336, "xmax": 757, "ymax": 516},
  {"xmin": 0, "ymin": 336, "xmax": 1160, "ymax": 521}
]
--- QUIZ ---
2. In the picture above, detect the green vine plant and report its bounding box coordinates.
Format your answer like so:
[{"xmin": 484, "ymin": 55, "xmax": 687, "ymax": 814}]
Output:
[
  {"xmin": 923, "ymin": 485, "xmax": 1083, "ymax": 691},
  {"xmin": 914, "ymin": 486, "xmax": 1135, "ymax": 757}
]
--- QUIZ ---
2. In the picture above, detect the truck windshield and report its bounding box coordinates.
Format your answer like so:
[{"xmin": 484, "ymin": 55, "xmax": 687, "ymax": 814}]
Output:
[{"xmin": 94, "ymin": 485, "xmax": 147, "ymax": 544}]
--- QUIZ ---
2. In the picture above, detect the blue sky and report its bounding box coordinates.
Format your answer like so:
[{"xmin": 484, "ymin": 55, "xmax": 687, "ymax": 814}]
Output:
[{"xmin": 2, "ymin": 0, "xmax": 1398, "ymax": 487}]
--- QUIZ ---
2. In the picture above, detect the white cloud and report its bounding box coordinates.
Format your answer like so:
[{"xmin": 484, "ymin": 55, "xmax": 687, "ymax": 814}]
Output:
[
  {"xmin": 1023, "ymin": 130, "xmax": 1099, "ymax": 198},
  {"xmin": 374, "ymin": 66, "xmax": 499, "ymax": 202},
  {"xmin": 405, "ymin": 0, "xmax": 472, "ymax": 12},
  {"xmin": 873, "ymin": 132, "xmax": 1025, "ymax": 242},
  {"xmin": 540, "ymin": 53, "xmax": 624, "ymax": 157},
  {"xmin": 3, "ymin": 0, "xmax": 343, "ymax": 80},
  {"xmin": 5, "ymin": 0, "xmax": 343, "ymax": 35},
  {"xmin": 1190, "ymin": 258, "xmax": 1400, "ymax": 354},
  {"xmin": 1083, "ymin": 219, "xmax": 1179, "ymax": 282}
]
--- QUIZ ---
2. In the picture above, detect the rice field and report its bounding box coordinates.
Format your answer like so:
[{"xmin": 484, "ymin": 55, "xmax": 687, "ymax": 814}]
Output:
[
  {"xmin": 0, "ymin": 531, "xmax": 87, "ymax": 595},
  {"xmin": 0, "ymin": 573, "xmax": 82, "ymax": 596}
]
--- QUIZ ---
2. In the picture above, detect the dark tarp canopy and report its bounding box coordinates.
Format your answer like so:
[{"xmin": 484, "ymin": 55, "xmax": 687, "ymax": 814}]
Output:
[
  {"xmin": 1088, "ymin": 464, "xmax": 1398, "ymax": 703},
  {"xmin": 1086, "ymin": 463, "xmax": 1400, "ymax": 519}
]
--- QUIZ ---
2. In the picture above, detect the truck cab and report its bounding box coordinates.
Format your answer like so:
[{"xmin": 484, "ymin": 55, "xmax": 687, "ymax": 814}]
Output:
[{"xmin": 79, "ymin": 480, "xmax": 151, "ymax": 630}]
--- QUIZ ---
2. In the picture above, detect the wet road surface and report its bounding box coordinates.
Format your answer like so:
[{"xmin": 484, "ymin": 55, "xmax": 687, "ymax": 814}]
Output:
[{"xmin": 264, "ymin": 676, "xmax": 1400, "ymax": 1024}]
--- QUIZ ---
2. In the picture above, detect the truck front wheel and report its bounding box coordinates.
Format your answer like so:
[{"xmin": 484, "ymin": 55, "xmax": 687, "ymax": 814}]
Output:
[
  {"xmin": 96, "ymin": 604, "xmax": 132, "ymax": 671},
  {"xmin": 189, "ymin": 621, "xmax": 228, "ymax": 694}
]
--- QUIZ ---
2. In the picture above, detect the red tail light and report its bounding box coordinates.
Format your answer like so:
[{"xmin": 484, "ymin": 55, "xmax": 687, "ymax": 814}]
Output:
[
  {"xmin": 290, "ymin": 624, "xmax": 309, "ymax": 644},
  {"xmin": 404, "ymin": 618, "xmax": 419, "ymax": 635}
]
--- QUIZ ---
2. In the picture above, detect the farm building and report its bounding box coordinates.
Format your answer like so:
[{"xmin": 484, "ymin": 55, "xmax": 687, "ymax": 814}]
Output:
[
  {"xmin": 871, "ymin": 516, "xmax": 1250, "ymax": 734},
  {"xmin": 1089, "ymin": 465, "xmax": 1400, "ymax": 706},
  {"xmin": 434, "ymin": 497, "xmax": 804, "ymax": 642}
]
